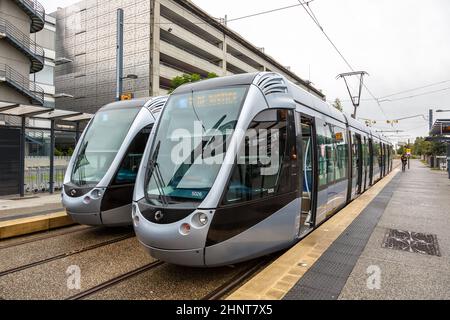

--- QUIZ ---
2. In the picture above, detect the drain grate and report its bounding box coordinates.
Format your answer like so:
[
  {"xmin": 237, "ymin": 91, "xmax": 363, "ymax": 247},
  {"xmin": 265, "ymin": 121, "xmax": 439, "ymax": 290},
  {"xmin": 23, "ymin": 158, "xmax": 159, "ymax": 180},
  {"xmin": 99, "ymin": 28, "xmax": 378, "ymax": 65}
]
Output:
[{"xmin": 382, "ymin": 229, "xmax": 441, "ymax": 256}]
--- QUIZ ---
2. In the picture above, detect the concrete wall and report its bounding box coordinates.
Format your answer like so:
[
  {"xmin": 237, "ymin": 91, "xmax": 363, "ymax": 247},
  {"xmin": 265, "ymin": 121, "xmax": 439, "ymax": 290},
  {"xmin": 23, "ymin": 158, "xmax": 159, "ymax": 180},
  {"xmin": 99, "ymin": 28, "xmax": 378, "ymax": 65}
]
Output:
[
  {"xmin": 0, "ymin": 0, "xmax": 34, "ymax": 105},
  {"xmin": 30, "ymin": 16, "xmax": 57, "ymax": 108},
  {"xmin": 0, "ymin": 0, "xmax": 30, "ymax": 35},
  {"xmin": 54, "ymin": 0, "xmax": 152, "ymax": 113},
  {"xmin": 0, "ymin": 83, "xmax": 30, "ymax": 104},
  {"xmin": 0, "ymin": 39, "xmax": 31, "ymax": 75}
]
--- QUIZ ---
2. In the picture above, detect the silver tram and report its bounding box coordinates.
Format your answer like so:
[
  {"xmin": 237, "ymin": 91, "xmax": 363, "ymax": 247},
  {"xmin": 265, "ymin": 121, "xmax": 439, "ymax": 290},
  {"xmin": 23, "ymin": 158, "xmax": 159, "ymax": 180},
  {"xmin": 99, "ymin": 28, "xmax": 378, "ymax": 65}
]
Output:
[
  {"xmin": 62, "ymin": 96, "xmax": 167, "ymax": 226},
  {"xmin": 132, "ymin": 73, "xmax": 393, "ymax": 266}
]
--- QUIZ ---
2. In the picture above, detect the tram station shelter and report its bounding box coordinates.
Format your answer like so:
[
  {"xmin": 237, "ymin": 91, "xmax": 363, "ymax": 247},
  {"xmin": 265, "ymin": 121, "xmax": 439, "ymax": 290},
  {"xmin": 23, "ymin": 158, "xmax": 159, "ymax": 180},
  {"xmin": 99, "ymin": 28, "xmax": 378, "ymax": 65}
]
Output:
[
  {"xmin": 428, "ymin": 118, "xmax": 450, "ymax": 179},
  {"xmin": 0, "ymin": 102, "xmax": 92, "ymax": 197}
]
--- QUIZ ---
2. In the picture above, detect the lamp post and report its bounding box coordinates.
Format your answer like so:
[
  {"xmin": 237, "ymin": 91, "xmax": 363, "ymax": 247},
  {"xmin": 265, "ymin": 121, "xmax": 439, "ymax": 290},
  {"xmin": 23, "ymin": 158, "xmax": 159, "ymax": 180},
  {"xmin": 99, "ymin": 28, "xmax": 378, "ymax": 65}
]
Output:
[
  {"xmin": 116, "ymin": 9, "xmax": 138, "ymax": 101},
  {"xmin": 116, "ymin": 8, "xmax": 124, "ymax": 101},
  {"xmin": 434, "ymin": 109, "xmax": 450, "ymax": 179}
]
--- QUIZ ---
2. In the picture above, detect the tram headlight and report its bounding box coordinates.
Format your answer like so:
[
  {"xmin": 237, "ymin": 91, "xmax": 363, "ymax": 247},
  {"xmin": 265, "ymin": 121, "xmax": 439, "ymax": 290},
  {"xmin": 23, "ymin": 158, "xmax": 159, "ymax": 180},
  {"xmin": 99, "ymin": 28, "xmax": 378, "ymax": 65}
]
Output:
[
  {"xmin": 83, "ymin": 196, "xmax": 91, "ymax": 204},
  {"xmin": 198, "ymin": 213, "xmax": 208, "ymax": 225},
  {"xmin": 192, "ymin": 211, "xmax": 211, "ymax": 228},
  {"xmin": 90, "ymin": 189, "xmax": 102, "ymax": 199}
]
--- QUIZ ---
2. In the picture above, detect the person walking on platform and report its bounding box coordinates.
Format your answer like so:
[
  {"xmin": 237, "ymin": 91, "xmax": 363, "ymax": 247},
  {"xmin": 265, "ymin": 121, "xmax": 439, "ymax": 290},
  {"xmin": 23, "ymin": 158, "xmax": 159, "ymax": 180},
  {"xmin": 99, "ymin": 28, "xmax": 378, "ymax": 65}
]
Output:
[{"xmin": 401, "ymin": 154, "xmax": 408, "ymax": 172}]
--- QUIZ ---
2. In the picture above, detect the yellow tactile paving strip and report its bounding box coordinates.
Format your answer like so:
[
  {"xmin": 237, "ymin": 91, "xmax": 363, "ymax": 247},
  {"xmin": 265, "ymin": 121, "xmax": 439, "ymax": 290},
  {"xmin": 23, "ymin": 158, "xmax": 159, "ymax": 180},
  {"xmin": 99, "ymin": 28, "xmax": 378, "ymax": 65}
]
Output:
[
  {"xmin": 0, "ymin": 211, "xmax": 74, "ymax": 240},
  {"xmin": 227, "ymin": 167, "xmax": 400, "ymax": 300}
]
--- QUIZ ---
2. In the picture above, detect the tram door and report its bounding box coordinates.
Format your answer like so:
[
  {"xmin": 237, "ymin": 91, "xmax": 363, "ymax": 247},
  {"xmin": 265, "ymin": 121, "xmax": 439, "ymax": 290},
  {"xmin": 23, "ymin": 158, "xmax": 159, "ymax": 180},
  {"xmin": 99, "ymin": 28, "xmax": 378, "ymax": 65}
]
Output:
[
  {"xmin": 368, "ymin": 139, "xmax": 374, "ymax": 185},
  {"xmin": 350, "ymin": 132, "xmax": 363, "ymax": 199},
  {"xmin": 298, "ymin": 115, "xmax": 316, "ymax": 236},
  {"xmin": 363, "ymin": 136, "xmax": 369, "ymax": 191}
]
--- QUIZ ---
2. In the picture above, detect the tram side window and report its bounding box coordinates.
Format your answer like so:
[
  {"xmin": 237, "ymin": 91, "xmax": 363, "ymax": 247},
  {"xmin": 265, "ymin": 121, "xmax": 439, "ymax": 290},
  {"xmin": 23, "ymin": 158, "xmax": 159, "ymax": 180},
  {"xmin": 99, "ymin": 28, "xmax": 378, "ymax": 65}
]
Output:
[
  {"xmin": 223, "ymin": 109, "xmax": 295, "ymax": 204},
  {"xmin": 316, "ymin": 121, "xmax": 347, "ymax": 187},
  {"xmin": 316, "ymin": 120, "xmax": 328, "ymax": 189},
  {"xmin": 326, "ymin": 125, "xmax": 336, "ymax": 185},
  {"xmin": 379, "ymin": 143, "xmax": 383, "ymax": 171},
  {"xmin": 112, "ymin": 126, "xmax": 152, "ymax": 185},
  {"xmin": 372, "ymin": 142, "xmax": 381, "ymax": 174},
  {"xmin": 333, "ymin": 126, "xmax": 348, "ymax": 181},
  {"xmin": 365, "ymin": 140, "xmax": 371, "ymax": 169}
]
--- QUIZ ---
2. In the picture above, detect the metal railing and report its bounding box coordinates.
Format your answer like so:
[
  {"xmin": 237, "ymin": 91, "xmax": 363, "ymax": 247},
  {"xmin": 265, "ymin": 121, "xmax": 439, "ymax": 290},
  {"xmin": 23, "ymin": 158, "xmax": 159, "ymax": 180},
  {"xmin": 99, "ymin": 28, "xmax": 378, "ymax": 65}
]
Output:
[
  {"xmin": 13, "ymin": 0, "xmax": 45, "ymax": 33},
  {"xmin": 0, "ymin": 17, "xmax": 44, "ymax": 72},
  {"xmin": 0, "ymin": 63, "xmax": 44, "ymax": 105},
  {"xmin": 25, "ymin": 166, "xmax": 67, "ymax": 193}
]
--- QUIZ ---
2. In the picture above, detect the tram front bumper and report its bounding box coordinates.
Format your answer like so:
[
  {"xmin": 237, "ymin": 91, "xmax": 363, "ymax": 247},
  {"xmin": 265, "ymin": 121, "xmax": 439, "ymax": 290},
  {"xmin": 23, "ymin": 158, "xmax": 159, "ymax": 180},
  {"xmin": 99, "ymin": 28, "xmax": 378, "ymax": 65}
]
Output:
[
  {"xmin": 66, "ymin": 210, "xmax": 102, "ymax": 225},
  {"xmin": 62, "ymin": 188, "xmax": 103, "ymax": 226},
  {"xmin": 139, "ymin": 241, "xmax": 205, "ymax": 267}
]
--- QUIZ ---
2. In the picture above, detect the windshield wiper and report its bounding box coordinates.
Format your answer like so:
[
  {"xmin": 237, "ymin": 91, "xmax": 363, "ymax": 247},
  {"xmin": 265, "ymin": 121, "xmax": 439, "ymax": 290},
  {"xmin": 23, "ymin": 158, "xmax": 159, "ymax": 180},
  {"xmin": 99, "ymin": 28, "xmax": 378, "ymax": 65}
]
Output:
[
  {"xmin": 168, "ymin": 115, "xmax": 227, "ymax": 189},
  {"xmin": 74, "ymin": 141, "xmax": 89, "ymax": 171},
  {"xmin": 146, "ymin": 141, "xmax": 169, "ymax": 206}
]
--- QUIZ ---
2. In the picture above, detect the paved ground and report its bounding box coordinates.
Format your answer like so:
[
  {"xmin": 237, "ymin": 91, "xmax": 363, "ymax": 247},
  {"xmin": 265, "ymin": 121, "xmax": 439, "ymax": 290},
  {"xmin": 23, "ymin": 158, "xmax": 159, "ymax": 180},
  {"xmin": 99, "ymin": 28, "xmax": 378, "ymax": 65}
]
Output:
[
  {"xmin": 230, "ymin": 159, "xmax": 450, "ymax": 300},
  {"xmin": 228, "ymin": 161, "xmax": 400, "ymax": 300},
  {"xmin": 1, "ymin": 160, "xmax": 448, "ymax": 300},
  {"xmin": 0, "ymin": 224, "xmax": 258, "ymax": 300},
  {"xmin": 0, "ymin": 194, "xmax": 62, "ymax": 221},
  {"xmin": 339, "ymin": 160, "xmax": 450, "ymax": 299}
]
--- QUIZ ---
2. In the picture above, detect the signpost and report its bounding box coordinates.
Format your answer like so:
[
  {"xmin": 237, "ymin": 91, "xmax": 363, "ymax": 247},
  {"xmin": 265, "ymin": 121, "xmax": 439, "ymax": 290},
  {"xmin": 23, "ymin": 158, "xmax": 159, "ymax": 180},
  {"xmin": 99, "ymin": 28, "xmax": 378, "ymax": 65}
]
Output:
[{"xmin": 406, "ymin": 147, "xmax": 411, "ymax": 169}]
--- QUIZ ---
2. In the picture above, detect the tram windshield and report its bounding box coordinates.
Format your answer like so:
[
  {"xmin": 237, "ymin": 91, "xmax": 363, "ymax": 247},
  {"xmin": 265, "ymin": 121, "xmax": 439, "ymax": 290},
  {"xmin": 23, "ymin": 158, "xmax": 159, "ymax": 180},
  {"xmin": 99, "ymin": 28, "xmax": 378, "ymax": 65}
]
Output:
[
  {"xmin": 145, "ymin": 86, "xmax": 248, "ymax": 204},
  {"xmin": 71, "ymin": 108, "xmax": 140, "ymax": 186}
]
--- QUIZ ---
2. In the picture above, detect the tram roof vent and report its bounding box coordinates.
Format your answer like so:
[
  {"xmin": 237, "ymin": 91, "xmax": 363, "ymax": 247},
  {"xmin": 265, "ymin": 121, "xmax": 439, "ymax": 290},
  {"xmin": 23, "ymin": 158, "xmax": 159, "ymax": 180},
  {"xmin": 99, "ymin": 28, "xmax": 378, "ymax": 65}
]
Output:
[
  {"xmin": 257, "ymin": 74, "xmax": 288, "ymax": 96},
  {"xmin": 145, "ymin": 97, "xmax": 167, "ymax": 118}
]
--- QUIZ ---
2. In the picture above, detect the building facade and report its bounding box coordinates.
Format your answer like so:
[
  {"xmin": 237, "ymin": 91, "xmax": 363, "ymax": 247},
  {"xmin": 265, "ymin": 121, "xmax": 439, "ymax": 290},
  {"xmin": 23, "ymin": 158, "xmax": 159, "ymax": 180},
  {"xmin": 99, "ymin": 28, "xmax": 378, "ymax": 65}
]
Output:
[
  {"xmin": 30, "ymin": 14, "xmax": 57, "ymax": 109},
  {"xmin": 54, "ymin": 0, "xmax": 324, "ymax": 114},
  {"xmin": 0, "ymin": 0, "xmax": 46, "ymax": 106}
]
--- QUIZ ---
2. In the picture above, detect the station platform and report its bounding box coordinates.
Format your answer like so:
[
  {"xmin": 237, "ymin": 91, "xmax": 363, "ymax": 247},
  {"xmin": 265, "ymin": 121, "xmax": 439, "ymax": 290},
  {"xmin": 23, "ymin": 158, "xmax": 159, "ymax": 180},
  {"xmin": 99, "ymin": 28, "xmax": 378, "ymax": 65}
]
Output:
[
  {"xmin": 0, "ymin": 194, "xmax": 72, "ymax": 239},
  {"xmin": 228, "ymin": 159, "xmax": 450, "ymax": 300},
  {"xmin": 0, "ymin": 194, "xmax": 63, "ymax": 221}
]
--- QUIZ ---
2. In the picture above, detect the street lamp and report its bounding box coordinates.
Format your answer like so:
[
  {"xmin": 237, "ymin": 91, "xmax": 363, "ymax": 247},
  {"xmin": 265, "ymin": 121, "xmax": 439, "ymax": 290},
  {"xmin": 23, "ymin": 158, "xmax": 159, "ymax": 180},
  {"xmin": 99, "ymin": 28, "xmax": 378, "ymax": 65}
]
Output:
[{"xmin": 436, "ymin": 109, "xmax": 450, "ymax": 113}]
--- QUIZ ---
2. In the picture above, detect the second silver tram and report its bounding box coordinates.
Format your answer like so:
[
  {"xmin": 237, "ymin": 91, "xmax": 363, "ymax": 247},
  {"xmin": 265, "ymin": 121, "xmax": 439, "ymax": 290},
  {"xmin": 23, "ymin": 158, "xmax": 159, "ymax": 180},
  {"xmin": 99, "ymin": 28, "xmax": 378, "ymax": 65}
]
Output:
[
  {"xmin": 132, "ymin": 73, "xmax": 394, "ymax": 266},
  {"xmin": 62, "ymin": 96, "xmax": 167, "ymax": 226}
]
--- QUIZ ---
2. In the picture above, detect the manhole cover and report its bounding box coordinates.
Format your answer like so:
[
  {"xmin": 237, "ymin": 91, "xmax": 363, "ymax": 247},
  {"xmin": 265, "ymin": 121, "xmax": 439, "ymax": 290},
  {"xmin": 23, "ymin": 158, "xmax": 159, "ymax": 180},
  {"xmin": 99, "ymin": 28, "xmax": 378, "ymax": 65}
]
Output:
[{"xmin": 382, "ymin": 229, "xmax": 441, "ymax": 256}]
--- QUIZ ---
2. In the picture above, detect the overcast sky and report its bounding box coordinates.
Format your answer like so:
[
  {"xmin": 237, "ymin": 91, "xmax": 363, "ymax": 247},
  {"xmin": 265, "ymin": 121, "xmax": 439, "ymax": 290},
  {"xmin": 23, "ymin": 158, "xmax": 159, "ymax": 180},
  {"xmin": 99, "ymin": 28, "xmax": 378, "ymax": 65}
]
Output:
[{"xmin": 40, "ymin": 0, "xmax": 450, "ymax": 143}]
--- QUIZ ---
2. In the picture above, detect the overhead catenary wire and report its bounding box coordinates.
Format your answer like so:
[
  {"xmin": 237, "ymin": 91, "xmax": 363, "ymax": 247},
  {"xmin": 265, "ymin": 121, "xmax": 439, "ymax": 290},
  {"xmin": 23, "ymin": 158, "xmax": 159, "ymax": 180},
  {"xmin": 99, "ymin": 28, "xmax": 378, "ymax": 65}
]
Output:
[
  {"xmin": 378, "ymin": 79, "xmax": 450, "ymax": 99},
  {"xmin": 330, "ymin": 79, "xmax": 450, "ymax": 104},
  {"xmin": 123, "ymin": 1, "xmax": 315, "ymax": 26},
  {"xmin": 379, "ymin": 86, "xmax": 450, "ymax": 103},
  {"xmin": 295, "ymin": 0, "xmax": 389, "ymax": 120}
]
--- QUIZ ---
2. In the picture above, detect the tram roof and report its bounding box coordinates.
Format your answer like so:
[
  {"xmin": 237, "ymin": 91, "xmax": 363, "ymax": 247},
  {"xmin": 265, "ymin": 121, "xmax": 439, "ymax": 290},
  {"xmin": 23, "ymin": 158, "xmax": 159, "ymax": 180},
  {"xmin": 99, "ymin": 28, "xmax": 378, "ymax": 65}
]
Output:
[
  {"xmin": 173, "ymin": 73, "xmax": 259, "ymax": 95},
  {"xmin": 169, "ymin": 72, "xmax": 393, "ymax": 145},
  {"xmin": 99, "ymin": 97, "xmax": 154, "ymax": 112}
]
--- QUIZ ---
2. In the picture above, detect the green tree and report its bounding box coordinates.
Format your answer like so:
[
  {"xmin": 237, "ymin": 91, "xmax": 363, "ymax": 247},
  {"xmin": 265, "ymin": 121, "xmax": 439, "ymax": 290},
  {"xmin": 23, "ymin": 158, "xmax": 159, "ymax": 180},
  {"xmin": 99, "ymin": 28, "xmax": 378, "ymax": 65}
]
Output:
[
  {"xmin": 431, "ymin": 140, "xmax": 447, "ymax": 155},
  {"xmin": 332, "ymin": 98, "xmax": 343, "ymax": 112},
  {"xmin": 412, "ymin": 137, "xmax": 446, "ymax": 156},
  {"xmin": 54, "ymin": 148, "xmax": 64, "ymax": 156},
  {"xmin": 397, "ymin": 145, "xmax": 405, "ymax": 155},
  {"xmin": 169, "ymin": 72, "xmax": 218, "ymax": 93}
]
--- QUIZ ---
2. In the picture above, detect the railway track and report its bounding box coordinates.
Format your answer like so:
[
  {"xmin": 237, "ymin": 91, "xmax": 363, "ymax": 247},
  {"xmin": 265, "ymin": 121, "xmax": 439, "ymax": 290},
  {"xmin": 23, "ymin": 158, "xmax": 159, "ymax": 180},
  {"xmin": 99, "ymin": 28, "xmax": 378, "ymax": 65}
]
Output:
[
  {"xmin": 66, "ymin": 258, "xmax": 268, "ymax": 301},
  {"xmin": 202, "ymin": 257, "xmax": 276, "ymax": 300},
  {"xmin": 66, "ymin": 260, "xmax": 166, "ymax": 300},
  {"xmin": 0, "ymin": 225, "xmax": 97, "ymax": 250},
  {"xmin": 0, "ymin": 233, "xmax": 135, "ymax": 277}
]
